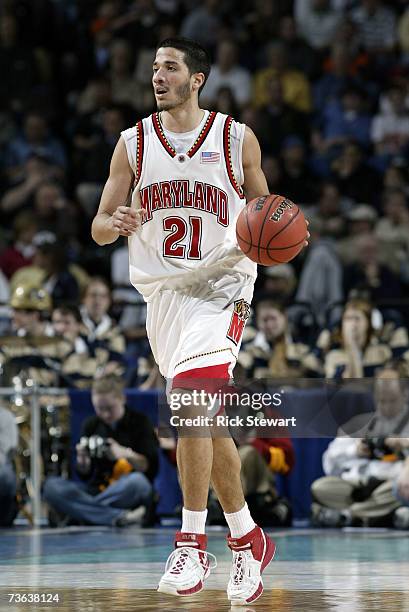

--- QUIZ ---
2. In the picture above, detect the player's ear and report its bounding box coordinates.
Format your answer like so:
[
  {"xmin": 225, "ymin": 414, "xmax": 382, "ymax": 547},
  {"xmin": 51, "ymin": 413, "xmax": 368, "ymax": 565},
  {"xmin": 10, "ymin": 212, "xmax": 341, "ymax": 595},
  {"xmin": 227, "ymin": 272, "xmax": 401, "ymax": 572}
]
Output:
[{"xmin": 192, "ymin": 72, "xmax": 205, "ymax": 92}]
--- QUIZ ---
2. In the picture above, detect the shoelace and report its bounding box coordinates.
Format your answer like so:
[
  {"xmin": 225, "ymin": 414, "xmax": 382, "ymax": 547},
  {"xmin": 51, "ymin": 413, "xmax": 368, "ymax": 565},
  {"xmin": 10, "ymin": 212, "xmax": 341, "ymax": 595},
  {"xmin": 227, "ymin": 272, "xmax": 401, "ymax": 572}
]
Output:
[
  {"xmin": 165, "ymin": 547, "xmax": 217, "ymax": 575},
  {"xmin": 230, "ymin": 550, "xmax": 251, "ymax": 585}
]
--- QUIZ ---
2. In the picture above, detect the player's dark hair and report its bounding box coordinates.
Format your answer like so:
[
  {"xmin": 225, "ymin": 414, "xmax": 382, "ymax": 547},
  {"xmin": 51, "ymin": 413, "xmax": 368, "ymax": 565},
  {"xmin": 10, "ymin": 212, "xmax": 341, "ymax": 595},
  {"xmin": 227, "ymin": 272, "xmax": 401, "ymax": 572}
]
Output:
[{"xmin": 156, "ymin": 37, "xmax": 211, "ymax": 96}]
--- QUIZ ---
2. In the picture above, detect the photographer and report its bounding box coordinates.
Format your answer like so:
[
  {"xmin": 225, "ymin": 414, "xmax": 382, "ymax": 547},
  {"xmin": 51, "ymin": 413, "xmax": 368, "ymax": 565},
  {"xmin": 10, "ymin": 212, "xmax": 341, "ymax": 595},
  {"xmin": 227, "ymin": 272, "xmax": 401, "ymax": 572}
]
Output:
[
  {"xmin": 43, "ymin": 376, "xmax": 158, "ymax": 527},
  {"xmin": 311, "ymin": 364, "xmax": 409, "ymax": 528}
]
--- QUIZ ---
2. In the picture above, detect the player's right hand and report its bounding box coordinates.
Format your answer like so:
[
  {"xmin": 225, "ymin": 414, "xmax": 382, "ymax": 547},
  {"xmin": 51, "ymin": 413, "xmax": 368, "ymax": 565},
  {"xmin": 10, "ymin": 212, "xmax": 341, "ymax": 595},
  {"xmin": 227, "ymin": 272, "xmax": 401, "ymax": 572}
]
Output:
[{"xmin": 111, "ymin": 205, "xmax": 145, "ymax": 236}]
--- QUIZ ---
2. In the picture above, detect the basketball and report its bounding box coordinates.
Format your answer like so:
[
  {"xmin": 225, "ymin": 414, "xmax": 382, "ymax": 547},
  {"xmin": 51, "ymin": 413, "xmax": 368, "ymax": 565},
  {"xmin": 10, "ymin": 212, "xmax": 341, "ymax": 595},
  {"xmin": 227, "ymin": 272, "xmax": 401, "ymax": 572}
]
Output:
[{"xmin": 236, "ymin": 194, "xmax": 308, "ymax": 266}]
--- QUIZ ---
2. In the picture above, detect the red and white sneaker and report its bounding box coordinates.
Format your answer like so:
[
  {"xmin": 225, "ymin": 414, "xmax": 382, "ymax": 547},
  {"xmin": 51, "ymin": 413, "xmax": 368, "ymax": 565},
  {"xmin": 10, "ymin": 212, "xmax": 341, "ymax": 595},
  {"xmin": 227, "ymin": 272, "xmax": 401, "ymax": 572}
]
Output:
[
  {"xmin": 227, "ymin": 525, "xmax": 276, "ymax": 605},
  {"xmin": 157, "ymin": 532, "xmax": 217, "ymax": 596}
]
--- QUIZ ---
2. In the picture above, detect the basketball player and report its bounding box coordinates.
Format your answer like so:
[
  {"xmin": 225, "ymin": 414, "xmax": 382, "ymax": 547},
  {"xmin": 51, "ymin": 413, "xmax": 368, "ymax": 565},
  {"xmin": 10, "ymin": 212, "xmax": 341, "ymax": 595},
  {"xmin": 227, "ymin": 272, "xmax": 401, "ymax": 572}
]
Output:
[{"xmin": 92, "ymin": 37, "xmax": 307, "ymax": 605}]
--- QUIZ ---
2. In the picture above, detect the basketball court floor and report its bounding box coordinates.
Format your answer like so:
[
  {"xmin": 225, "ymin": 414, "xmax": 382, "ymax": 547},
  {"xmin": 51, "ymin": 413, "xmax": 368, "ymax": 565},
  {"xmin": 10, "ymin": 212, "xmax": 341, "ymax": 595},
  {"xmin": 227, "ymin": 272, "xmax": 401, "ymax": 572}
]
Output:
[{"xmin": 0, "ymin": 526, "xmax": 408, "ymax": 612}]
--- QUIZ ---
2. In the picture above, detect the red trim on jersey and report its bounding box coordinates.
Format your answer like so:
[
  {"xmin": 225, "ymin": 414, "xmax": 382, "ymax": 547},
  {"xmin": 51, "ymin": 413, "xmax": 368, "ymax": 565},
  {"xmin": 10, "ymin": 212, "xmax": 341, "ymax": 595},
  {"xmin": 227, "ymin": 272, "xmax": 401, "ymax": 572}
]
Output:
[
  {"xmin": 152, "ymin": 112, "xmax": 176, "ymax": 158},
  {"xmin": 187, "ymin": 111, "xmax": 217, "ymax": 158},
  {"xmin": 152, "ymin": 111, "xmax": 218, "ymax": 160},
  {"xmin": 135, "ymin": 120, "xmax": 144, "ymax": 183},
  {"xmin": 223, "ymin": 116, "xmax": 245, "ymax": 199},
  {"xmin": 172, "ymin": 363, "xmax": 230, "ymax": 392}
]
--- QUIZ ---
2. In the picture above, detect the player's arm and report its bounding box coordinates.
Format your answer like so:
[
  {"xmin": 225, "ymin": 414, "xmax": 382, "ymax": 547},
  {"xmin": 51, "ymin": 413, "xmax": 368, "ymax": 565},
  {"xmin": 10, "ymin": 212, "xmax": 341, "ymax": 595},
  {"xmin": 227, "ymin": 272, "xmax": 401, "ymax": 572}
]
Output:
[
  {"xmin": 242, "ymin": 126, "xmax": 269, "ymax": 202},
  {"xmin": 91, "ymin": 137, "xmax": 140, "ymax": 246}
]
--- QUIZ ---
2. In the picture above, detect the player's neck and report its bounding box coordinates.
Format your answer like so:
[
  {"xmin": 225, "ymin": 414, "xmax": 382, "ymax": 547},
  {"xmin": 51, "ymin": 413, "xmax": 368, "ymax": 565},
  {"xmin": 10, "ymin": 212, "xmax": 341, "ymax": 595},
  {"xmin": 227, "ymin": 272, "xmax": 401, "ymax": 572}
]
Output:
[{"xmin": 159, "ymin": 102, "xmax": 205, "ymax": 133}]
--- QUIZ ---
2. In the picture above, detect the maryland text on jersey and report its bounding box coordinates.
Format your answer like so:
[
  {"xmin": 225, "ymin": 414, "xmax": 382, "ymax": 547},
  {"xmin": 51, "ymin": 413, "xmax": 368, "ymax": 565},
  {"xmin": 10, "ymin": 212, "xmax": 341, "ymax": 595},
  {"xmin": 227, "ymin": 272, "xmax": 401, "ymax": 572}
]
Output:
[{"xmin": 140, "ymin": 180, "xmax": 229, "ymax": 227}]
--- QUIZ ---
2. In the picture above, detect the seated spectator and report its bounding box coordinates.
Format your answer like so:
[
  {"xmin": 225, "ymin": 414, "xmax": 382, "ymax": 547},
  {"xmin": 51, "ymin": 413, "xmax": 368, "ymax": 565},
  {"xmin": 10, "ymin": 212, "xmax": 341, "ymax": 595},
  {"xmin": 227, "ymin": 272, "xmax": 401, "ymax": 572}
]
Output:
[
  {"xmin": 9, "ymin": 235, "xmax": 88, "ymax": 306},
  {"xmin": 261, "ymin": 155, "xmax": 283, "ymax": 193},
  {"xmin": 214, "ymin": 86, "xmax": 240, "ymax": 118},
  {"xmin": 343, "ymin": 233, "xmax": 402, "ymax": 302},
  {"xmin": 382, "ymin": 159, "xmax": 409, "ymax": 197},
  {"xmin": 253, "ymin": 41, "xmax": 312, "ymax": 113},
  {"xmin": 279, "ymin": 136, "xmax": 318, "ymax": 205},
  {"xmin": 0, "ymin": 404, "xmax": 18, "ymax": 526},
  {"xmin": 43, "ymin": 375, "xmax": 159, "ymax": 527},
  {"xmin": 311, "ymin": 364, "xmax": 409, "ymax": 527},
  {"xmin": 322, "ymin": 298, "xmax": 392, "ymax": 378},
  {"xmin": 375, "ymin": 188, "xmax": 409, "ymax": 276},
  {"xmin": 51, "ymin": 304, "xmax": 116, "ymax": 388},
  {"xmin": 111, "ymin": 242, "xmax": 147, "ymax": 343},
  {"xmin": 1, "ymin": 283, "xmax": 72, "ymax": 388},
  {"xmin": 331, "ymin": 142, "xmax": 382, "ymax": 206},
  {"xmin": 257, "ymin": 77, "xmax": 308, "ymax": 155},
  {"xmin": 319, "ymin": 87, "xmax": 372, "ymax": 151},
  {"xmin": 201, "ymin": 40, "xmax": 251, "ymax": 109},
  {"xmin": 74, "ymin": 107, "xmax": 127, "ymax": 218},
  {"xmin": 238, "ymin": 300, "xmax": 311, "ymax": 380},
  {"xmin": 4, "ymin": 112, "xmax": 66, "ymax": 182},
  {"xmin": 294, "ymin": 218, "xmax": 344, "ymax": 328},
  {"xmin": 8, "ymin": 282, "xmax": 52, "ymax": 338},
  {"xmin": 240, "ymin": 0, "xmax": 278, "ymax": 53},
  {"xmin": 30, "ymin": 233, "xmax": 80, "ymax": 307},
  {"xmin": 107, "ymin": 40, "xmax": 140, "ymax": 110},
  {"xmin": 350, "ymin": 0, "xmax": 397, "ymax": 55},
  {"xmin": 80, "ymin": 277, "xmax": 126, "ymax": 375},
  {"xmin": 294, "ymin": 0, "xmax": 342, "ymax": 51},
  {"xmin": 0, "ymin": 14, "xmax": 41, "ymax": 114},
  {"xmin": 136, "ymin": 353, "xmax": 165, "ymax": 390},
  {"xmin": 0, "ymin": 155, "xmax": 56, "ymax": 219},
  {"xmin": 336, "ymin": 204, "xmax": 378, "ymax": 265},
  {"xmin": 0, "ymin": 213, "xmax": 37, "ymax": 279},
  {"xmin": 313, "ymin": 42, "xmax": 369, "ymax": 114},
  {"xmin": 305, "ymin": 181, "xmax": 346, "ymax": 239},
  {"xmin": 277, "ymin": 14, "xmax": 319, "ymax": 79},
  {"xmin": 257, "ymin": 264, "xmax": 296, "ymax": 305},
  {"xmin": 371, "ymin": 86, "xmax": 409, "ymax": 157},
  {"xmin": 179, "ymin": 0, "xmax": 221, "ymax": 51}
]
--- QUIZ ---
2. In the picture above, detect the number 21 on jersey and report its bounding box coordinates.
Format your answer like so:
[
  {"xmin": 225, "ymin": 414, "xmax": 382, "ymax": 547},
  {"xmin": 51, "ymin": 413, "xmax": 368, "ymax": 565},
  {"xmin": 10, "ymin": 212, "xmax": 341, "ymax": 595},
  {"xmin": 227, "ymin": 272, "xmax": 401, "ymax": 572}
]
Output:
[{"xmin": 163, "ymin": 216, "xmax": 202, "ymax": 260}]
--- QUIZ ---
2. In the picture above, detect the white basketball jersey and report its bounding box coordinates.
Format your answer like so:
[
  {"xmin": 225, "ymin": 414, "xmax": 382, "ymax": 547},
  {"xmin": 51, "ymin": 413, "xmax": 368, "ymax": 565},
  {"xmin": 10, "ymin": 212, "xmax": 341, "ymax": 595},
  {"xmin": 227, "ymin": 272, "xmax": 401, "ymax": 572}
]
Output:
[{"xmin": 121, "ymin": 111, "xmax": 257, "ymax": 300}]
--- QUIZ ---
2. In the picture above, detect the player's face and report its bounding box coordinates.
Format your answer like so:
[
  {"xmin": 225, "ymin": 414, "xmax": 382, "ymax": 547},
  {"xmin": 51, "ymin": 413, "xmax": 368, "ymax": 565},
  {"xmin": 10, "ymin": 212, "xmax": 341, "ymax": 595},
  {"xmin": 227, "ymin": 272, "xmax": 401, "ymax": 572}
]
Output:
[{"xmin": 153, "ymin": 48, "xmax": 193, "ymax": 111}]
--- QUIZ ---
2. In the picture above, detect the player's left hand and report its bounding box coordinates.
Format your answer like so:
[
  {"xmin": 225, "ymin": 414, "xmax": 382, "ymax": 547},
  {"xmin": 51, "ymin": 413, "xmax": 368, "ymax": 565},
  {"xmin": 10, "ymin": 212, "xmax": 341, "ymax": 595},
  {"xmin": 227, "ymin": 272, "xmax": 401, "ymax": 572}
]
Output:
[{"xmin": 111, "ymin": 205, "xmax": 146, "ymax": 237}]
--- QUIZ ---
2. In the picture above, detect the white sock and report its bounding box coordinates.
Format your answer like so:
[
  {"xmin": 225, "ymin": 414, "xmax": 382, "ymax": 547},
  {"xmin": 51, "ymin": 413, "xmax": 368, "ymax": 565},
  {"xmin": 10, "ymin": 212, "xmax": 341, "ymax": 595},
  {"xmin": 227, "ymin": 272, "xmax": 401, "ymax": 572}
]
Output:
[
  {"xmin": 224, "ymin": 502, "xmax": 256, "ymax": 538},
  {"xmin": 181, "ymin": 508, "xmax": 208, "ymax": 534}
]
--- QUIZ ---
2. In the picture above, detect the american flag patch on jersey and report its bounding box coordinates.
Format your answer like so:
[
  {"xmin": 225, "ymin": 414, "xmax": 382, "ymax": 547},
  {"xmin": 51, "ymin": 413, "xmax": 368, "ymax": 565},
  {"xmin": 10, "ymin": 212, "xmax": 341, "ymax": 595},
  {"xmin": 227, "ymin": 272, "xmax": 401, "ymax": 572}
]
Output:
[{"xmin": 200, "ymin": 151, "xmax": 220, "ymax": 164}]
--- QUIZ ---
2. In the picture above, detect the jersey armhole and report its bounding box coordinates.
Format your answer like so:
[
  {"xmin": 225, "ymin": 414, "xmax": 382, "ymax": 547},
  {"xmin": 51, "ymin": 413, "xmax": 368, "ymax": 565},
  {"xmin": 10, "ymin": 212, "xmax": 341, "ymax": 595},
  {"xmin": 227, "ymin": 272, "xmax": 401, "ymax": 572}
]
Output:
[
  {"xmin": 134, "ymin": 120, "xmax": 144, "ymax": 188},
  {"xmin": 223, "ymin": 116, "xmax": 245, "ymax": 200}
]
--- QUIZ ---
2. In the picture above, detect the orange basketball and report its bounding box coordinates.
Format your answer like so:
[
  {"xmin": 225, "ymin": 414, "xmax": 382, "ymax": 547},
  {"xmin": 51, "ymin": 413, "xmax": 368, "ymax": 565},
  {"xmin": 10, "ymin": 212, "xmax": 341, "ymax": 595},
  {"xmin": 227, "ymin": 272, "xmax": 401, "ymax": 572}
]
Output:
[{"xmin": 236, "ymin": 194, "xmax": 307, "ymax": 266}]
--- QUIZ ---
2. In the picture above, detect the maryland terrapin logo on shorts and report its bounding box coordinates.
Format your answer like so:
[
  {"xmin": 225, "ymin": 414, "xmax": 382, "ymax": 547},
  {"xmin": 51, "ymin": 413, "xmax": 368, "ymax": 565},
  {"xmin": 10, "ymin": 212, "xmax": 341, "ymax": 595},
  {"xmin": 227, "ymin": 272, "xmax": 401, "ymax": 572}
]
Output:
[{"xmin": 226, "ymin": 299, "xmax": 251, "ymax": 345}]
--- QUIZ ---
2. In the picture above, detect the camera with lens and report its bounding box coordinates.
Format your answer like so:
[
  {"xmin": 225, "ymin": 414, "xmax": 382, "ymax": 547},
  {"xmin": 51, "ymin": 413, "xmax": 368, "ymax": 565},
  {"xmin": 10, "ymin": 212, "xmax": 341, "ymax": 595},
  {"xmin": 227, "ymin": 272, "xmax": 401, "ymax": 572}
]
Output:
[
  {"xmin": 79, "ymin": 436, "xmax": 111, "ymax": 460},
  {"xmin": 364, "ymin": 437, "xmax": 398, "ymax": 460}
]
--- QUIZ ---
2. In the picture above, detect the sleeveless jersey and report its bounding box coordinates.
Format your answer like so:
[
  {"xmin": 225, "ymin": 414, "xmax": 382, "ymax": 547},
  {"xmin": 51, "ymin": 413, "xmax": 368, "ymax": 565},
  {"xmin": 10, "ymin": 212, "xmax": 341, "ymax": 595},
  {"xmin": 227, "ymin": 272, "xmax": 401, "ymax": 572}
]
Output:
[{"xmin": 121, "ymin": 111, "xmax": 257, "ymax": 300}]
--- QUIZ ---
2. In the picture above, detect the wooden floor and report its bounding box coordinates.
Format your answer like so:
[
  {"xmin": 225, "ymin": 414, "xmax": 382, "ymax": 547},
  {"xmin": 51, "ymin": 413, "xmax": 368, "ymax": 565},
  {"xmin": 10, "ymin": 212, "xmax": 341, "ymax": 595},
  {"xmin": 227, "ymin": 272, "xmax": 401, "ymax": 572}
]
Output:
[{"xmin": 0, "ymin": 526, "xmax": 408, "ymax": 611}]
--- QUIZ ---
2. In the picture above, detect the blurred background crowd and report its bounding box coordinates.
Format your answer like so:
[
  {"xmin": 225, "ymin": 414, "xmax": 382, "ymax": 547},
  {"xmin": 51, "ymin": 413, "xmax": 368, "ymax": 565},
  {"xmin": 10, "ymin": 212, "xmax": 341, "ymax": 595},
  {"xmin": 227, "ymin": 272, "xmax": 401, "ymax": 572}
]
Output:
[
  {"xmin": 1, "ymin": 0, "xmax": 409, "ymax": 389},
  {"xmin": 1, "ymin": 0, "xmax": 409, "ymax": 529}
]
